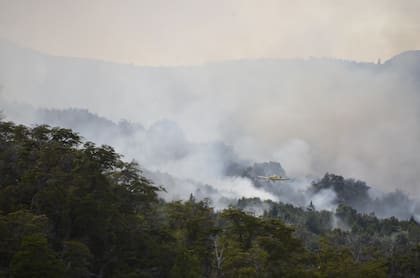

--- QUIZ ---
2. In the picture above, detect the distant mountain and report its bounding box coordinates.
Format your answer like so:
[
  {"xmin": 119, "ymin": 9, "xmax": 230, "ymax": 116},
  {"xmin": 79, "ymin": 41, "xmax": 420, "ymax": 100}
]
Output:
[
  {"xmin": 383, "ymin": 50, "xmax": 420, "ymax": 84},
  {"xmin": 385, "ymin": 50, "xmax": 420, "ymax": 66},
  {"xmin": 2, "ymin": 39, "xmax": 420, "ymax": 122}
]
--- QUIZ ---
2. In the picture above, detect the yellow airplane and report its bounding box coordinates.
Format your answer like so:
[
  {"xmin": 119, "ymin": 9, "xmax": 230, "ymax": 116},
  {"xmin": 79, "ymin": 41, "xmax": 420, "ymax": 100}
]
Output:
[{"xmin": 257, "ymin": 175, "xmax": 289, "ymax": 181}]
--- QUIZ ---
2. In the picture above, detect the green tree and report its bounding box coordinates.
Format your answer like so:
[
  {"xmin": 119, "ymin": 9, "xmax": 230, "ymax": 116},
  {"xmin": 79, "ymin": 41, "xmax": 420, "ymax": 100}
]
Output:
[
  {"xmin": 62, "ymin": 240, "xmax": 93, "ymax": 278},
  {"xmin": 170, "ymin": 248, "xmax": 201, "ymax": 278},
  {"xmin": 9, "ymin": 233, "xmax": 64, "ymax": 278}
]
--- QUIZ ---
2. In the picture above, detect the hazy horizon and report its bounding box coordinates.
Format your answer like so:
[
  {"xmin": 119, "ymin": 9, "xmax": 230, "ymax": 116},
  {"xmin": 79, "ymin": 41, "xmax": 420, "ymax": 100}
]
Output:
[
  {"xmin": 2, "ymin": 37, "xmax": 417, "ymax": 68},
  {"xmin": 1, "ymin": 0, "xmax": 420, "ymax": 66}
]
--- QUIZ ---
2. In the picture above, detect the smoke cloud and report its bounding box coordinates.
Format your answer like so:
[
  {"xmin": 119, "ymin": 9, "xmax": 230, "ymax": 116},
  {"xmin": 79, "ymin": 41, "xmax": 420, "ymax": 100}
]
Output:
[{"xmin": 1, "ymin": 42, "xmax": 420, "ymax": 218}]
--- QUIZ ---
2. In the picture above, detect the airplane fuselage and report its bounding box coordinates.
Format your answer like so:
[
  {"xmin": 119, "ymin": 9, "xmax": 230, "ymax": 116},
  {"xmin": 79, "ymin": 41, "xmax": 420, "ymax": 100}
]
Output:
[{"xmin": 257, "ymin": 175, "xmax": 289, "ymax": 181}]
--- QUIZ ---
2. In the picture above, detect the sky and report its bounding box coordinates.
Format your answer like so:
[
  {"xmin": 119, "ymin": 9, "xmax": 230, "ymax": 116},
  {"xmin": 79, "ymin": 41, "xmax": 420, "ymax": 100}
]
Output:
[{"xmin": 1, "ymin": 0, "xmax": 420, "ymax": 66}]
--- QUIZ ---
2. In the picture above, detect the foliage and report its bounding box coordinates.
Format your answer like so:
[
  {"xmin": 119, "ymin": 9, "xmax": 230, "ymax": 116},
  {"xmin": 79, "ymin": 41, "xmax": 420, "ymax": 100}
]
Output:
[
  {"xmin": 0, "ymin": 120, "xmax": 419, "ymax": 277},
  {"xmin": 9, "ymin": 233, "xmax": 65, "ymax": 278}
]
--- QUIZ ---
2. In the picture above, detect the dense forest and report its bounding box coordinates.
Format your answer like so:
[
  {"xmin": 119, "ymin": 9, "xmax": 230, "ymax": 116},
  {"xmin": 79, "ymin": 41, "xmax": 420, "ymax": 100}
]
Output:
[{"xmin": 0, "ymin": 120, "xmax": 419, "ymax": 277}]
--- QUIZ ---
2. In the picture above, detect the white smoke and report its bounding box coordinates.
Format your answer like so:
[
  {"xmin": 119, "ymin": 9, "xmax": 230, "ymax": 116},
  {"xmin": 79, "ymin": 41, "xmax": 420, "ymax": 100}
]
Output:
[
  {"xmin": 272, "ymin": 139, "xmax": 313, "ymax": 177},
  {"xmin": 1, "ymin": 41, "xmax": 420, "ymax": 210},
  {"xmin": 311, "ymin": 189, "xmax": 337, "ymax": 212}
]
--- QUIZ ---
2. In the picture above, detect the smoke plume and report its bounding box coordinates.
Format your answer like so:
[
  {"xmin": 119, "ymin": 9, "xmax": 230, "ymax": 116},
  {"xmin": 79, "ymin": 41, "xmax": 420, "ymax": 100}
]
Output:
[{"xmin": 1, "ymin": 41, "xmax": 420, "ymax": 218}]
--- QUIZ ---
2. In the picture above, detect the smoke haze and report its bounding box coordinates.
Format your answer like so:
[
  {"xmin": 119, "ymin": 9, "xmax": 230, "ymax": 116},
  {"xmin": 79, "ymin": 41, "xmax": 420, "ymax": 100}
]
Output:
[
  {"xmin": 1, "ymin": 39, "xmax": 420, "ymax": 220},
  {"xmin": 1, "ymin": 0, "xmax": 420, "ymax": 65},
  {"xmin": 2, "ymin": 42, "xmax": 420, "ymax": 197}
]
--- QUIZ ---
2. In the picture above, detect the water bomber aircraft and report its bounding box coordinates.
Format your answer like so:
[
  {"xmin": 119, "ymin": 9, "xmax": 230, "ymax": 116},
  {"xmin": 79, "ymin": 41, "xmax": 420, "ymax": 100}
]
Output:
[{"xmin": 257, "ymin": 175, "xmax": 289, "ymax": 182}]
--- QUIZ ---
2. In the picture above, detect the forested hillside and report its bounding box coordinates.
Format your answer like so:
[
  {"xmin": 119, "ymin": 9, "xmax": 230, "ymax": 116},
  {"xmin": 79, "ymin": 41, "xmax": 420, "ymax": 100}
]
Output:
[{"xmin": 0, "ymin": 120, "xmax": 419, "ymax": 277}]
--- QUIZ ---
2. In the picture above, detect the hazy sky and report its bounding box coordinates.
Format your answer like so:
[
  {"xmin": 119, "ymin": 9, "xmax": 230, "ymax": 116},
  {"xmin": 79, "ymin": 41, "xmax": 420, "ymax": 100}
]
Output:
[{"xmin": 1, "ymin": 0, "xmax": 420, "ymax": 65}]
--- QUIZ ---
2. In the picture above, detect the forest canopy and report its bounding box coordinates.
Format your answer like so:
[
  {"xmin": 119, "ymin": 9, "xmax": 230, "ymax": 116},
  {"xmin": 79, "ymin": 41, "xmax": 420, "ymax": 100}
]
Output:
[{"xmin": 0, "ymin": 120, "xmax": 418, "ymax": 277}]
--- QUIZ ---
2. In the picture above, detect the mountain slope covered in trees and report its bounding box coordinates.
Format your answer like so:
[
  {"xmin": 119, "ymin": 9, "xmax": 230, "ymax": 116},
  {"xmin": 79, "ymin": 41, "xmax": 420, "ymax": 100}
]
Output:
[
  {"xmin": 2, "ymin": 106, "xmax": 419, "ymax": 220},
  {"xmin": 0, "ymin": 120, "xmax": 419, "ymax": 277}
]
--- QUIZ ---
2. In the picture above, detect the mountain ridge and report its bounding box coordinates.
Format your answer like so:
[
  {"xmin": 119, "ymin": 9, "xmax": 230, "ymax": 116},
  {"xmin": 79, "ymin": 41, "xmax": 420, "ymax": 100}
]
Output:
[{"xmin": 1, "ymin": 39, "xmax": 420, "ymax": 69}]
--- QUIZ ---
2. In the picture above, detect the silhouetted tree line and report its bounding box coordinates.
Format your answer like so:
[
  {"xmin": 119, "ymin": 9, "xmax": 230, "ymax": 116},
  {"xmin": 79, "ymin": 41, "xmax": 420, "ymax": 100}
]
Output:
[{"xmin": 0, "ymin": 121, "xmax": 418, "ymax": 277}]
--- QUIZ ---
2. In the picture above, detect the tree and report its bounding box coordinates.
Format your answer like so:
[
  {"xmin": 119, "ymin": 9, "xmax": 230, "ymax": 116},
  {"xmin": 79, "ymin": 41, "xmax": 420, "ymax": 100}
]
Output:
[
  {"xmin": 0, "ymin": 122, "xmax": 165, "ymax": 277},
  {"xmin": 62, "ymin": 240, "xmax": 93, "ymax": 278},
  {"xmin": 169, "ymin": 249, "xmax": 201, "ymax": 278},
  {"xmin": 9, "ymin": 233, "xmax": 64, "ymax": 278},
  {"xmin": 165, "ymin": 198, "xmax": 216, "ymax": 276}
]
